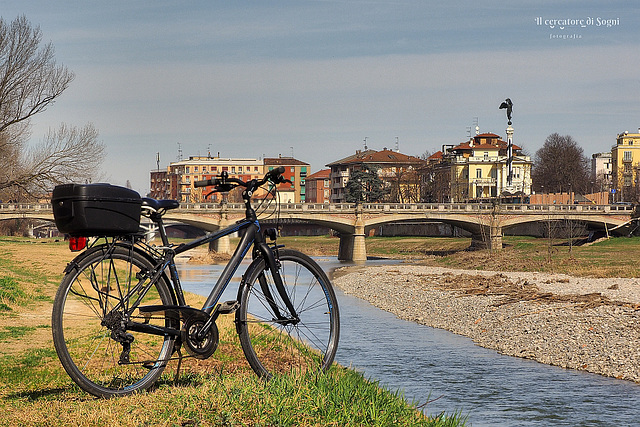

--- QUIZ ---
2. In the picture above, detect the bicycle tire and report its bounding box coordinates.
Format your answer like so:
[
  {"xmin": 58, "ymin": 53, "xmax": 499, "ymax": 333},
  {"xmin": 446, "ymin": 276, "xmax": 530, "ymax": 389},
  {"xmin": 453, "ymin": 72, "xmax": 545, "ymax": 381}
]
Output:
[
  {"xmin": 236, "ymin": 249, "xmax": 340, "ymax": 378},
  {"xmin": 52, "ymin": 243, "xmax": 176, "ymax": 397}
]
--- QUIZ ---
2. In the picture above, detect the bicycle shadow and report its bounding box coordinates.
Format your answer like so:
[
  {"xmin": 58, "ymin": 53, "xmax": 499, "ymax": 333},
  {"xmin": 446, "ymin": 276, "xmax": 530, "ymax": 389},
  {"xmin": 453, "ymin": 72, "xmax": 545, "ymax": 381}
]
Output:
[{"xmin": 4, "ymin": 387, "xmax": 79, "ymax": 401}]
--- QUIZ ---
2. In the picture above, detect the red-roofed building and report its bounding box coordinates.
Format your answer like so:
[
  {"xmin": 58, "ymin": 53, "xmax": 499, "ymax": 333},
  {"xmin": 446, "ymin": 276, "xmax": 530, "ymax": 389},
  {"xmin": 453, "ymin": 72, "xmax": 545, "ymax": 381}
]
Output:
[
  {"xmin": 306, "ymin": 169, "xmax": 331, "ymax": 203},
  {"xmin": 264, "ymin": 156, "xmax": 310, "ymax": 203},
  {"xmin": 425, "ymin": 132, "xmax": 532, "ymax": 202},
  {"xmin": 326, "ymin": 148, "xmax": 425, "ymax": 203}
]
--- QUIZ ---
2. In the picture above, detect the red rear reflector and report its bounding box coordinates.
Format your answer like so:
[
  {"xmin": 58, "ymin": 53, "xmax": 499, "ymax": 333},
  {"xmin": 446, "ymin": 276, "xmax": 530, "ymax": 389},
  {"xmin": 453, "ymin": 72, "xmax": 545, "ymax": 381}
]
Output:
[{"xmin": 69, "ymin": 236, "xmax": 87, "ymax": 252}]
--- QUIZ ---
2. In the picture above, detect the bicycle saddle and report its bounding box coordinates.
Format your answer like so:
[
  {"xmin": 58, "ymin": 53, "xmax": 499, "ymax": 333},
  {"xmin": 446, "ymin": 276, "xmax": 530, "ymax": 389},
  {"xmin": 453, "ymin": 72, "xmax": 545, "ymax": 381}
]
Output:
[{"xmin": 142, "ymin": 198, "xmax": 180, "ymax": 211}]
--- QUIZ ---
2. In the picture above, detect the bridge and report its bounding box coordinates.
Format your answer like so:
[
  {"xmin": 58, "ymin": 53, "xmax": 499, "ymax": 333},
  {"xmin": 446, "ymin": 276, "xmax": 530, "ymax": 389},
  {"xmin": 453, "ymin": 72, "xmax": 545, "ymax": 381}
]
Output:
[{"xmin": 2, "ymin": 202, "xmax": 636, "ymax": 261}]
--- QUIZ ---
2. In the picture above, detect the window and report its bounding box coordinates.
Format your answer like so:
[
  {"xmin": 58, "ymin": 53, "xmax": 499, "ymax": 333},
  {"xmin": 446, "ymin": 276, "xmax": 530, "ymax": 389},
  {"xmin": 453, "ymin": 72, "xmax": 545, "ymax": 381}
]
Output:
[
  {"xmin": 291, "ymin": 167, "xmax": 295, "ymax": 173},
  {"xmin": 476, "ymin": 168, "xmax": 482, "ymax": 178},
  {"xmin": 624, "ymin": 151, "xmax": 633, "ymax": 161},
  {"xmin": 484, "ymin": 152, "xmax": 488, "ymax": 160},
  {"xmin": 194, "ymin": 166, "xmax": 198, "ymax": 172},
  {"xmin": 324, "ymin": 179, "xmax": 330, "ymax": 187},
  {"xmin": 222, "ymin": 167, "xmax": 228, "ymax": 171},
  {"xmin": 186, "ymin": 167, "xmax": 190, "ymax": 173}
]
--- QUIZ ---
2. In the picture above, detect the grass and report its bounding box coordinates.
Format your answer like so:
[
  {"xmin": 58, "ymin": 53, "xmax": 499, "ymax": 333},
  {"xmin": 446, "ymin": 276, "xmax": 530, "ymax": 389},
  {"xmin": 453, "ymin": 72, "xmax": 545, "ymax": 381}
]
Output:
[
  {"xmin": 0, "ymin": 236, "xmax": 466, "ymax": 426},
  {"xmin": 0, "ymin": 324, "xmax": 49, "ymax": 341}
]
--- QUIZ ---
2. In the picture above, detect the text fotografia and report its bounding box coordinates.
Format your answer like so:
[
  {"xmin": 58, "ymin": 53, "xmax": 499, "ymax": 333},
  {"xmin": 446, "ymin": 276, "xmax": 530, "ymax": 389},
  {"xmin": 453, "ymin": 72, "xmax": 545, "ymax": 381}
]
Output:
[{"xmin": 535, "ymin": 17, "xmax": 620, "ymax": 30}]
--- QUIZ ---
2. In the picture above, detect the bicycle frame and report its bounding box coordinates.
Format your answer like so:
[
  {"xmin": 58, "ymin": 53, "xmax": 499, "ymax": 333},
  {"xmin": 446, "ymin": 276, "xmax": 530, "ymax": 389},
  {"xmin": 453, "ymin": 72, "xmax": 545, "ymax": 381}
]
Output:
[
  {"xmin": 159, "ymin": 216, "xmax": 260, "ymax": 313},
  {"xmin": 127, "ymin": 180, "xmax": 299, "ymax": 340}
]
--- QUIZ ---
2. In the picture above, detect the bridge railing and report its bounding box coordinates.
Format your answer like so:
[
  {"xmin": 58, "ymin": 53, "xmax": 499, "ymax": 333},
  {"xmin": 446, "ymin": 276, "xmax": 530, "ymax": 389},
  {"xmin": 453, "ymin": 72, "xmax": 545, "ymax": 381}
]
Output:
[
  {"xmin": 0, "ymin": 202, "xmax": 634, "ymax": 215},
  {"xmin": 0, "ymin": 203, "xmax": 52, "ymax": 211}
]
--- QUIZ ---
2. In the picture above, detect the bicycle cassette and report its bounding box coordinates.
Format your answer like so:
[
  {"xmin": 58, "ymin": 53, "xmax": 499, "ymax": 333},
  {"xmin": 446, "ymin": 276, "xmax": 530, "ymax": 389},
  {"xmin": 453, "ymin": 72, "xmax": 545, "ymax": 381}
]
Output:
[{"xmin": 181, "ymin": 313, "xmax": 219, "ymax": 360}]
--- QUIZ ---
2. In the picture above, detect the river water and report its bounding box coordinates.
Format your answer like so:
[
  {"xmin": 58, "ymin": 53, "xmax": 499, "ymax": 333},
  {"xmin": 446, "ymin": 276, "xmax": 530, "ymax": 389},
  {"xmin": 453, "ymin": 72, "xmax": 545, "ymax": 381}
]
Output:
[{"xmin": 177, "ymin": 257, "xmax": 640, "ymax": 426}]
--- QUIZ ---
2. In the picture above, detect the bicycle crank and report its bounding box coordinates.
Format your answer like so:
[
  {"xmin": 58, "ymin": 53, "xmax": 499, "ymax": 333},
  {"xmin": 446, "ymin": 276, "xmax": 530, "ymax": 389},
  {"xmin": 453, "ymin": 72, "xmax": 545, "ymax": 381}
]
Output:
[{"xmin": 181, "ymin": 313, "xmax": 219, "ymax": 359}]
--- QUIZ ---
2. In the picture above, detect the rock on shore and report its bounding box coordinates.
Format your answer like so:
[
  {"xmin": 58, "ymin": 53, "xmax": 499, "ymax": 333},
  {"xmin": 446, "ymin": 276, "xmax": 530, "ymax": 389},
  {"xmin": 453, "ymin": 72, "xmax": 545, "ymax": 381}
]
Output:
[{"xmin": 332, "ymin": 265, "xmax": 640, "ymax": 383}]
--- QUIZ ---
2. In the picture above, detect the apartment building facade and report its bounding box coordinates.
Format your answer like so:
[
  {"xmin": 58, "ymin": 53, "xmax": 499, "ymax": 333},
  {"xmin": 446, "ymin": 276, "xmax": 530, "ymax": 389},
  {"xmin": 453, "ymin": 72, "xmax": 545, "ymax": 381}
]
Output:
[
  {"xmin": 264, "ymin": 157, "xmax": 310, "ymax": 203},
  {"xmin": 611, "ymin": 130, "xmax": 640, "ymax": 201},
  {"xmin": 163, "ymin": 156, "xmax": 264, "ymax": 202},
  {"xmin": 305, "ymin": 169, "xmax": 331, "ymax": 203},
  {"xmin": 591, "ymin": 152, "xmax": 612, "ymax": 192},
  {"xmin": 326, "ymin": 148, "xmax": 425, "ymax": 203},
  {"xmin": 428, "ymin": 133, "xmax": 532, "ymax": 202}
]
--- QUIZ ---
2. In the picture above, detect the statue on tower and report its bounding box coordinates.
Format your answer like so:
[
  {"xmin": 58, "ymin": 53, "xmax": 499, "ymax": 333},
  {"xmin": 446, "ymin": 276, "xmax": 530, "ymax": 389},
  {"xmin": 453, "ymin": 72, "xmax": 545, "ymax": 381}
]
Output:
[{"xmin": 499, "ymin": 98, "xmax": 513, "ymax": 125}]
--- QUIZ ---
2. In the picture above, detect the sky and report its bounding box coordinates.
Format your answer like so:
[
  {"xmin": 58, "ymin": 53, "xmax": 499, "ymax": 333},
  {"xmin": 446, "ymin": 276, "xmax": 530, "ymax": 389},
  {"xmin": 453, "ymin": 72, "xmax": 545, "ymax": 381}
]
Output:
[{"xmin": 2, "ymin": 1, "xmax": 639, "ymax": 195}]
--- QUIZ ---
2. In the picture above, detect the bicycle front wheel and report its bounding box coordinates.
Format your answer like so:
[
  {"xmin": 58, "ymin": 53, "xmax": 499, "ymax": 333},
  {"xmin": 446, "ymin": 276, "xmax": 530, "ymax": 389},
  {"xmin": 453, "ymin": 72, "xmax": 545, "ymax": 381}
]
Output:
[
  {"xmin": 237, "ymin": 249, "xmax": 340, "ymax": 378},
  {"xmin": 52, "ymin": 244, "xmax": 176, "ymax": 397}
]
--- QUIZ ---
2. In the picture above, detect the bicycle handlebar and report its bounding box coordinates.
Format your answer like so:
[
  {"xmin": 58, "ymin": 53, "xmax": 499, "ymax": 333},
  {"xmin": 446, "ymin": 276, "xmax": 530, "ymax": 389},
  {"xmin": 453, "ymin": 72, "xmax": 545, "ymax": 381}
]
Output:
[{"xmin": 193, "ymin": 166, "xmax": 286, "ymax": 190}]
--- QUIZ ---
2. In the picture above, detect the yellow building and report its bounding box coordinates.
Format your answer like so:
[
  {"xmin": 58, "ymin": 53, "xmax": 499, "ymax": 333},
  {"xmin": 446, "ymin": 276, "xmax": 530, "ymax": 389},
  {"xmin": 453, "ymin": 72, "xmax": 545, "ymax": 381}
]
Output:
[
  {"xmin": 435, "ymin": 133, "xmax": 532, "ymax": 202},
  {"xmin": 611, "ymin": 130, "xmax": 640, "ymax": 202}
]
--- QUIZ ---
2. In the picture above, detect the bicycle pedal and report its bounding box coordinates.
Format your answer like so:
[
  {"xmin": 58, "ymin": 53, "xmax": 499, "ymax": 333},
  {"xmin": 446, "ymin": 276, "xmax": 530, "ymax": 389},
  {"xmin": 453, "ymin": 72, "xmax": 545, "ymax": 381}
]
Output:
[{"xmin": 217, "ymin": 300, "xmax": 239, "ymax": 314}]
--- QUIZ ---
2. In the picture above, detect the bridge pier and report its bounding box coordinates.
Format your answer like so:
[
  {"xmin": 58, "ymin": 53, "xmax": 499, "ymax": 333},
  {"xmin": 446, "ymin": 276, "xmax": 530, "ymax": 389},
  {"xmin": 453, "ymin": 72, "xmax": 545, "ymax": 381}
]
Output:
[
  {"xmin": 337, "ymin": 203, "xmax": 367, "ymax": 262},
  {"xmin": 338, "ymin": 232, "xmax": 367, "ymax": 262},
  {"xmin": 207, "ymin": 214, "xmax": 234, "ymax": 255},
  {"xmin": 470, "ymin": 224, "xmax": 503, "ymax": 250},
  {"xmin": 209, "ymin": 234, "xmax": 232, "ymax": 254}
]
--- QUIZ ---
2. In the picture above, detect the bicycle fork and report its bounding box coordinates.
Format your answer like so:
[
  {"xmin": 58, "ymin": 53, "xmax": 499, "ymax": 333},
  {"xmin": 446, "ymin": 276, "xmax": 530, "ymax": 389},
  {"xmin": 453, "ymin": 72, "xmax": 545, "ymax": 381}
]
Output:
[{"xmin": 254, "ymin": 242, "xmax": 300, "ymax": 325}]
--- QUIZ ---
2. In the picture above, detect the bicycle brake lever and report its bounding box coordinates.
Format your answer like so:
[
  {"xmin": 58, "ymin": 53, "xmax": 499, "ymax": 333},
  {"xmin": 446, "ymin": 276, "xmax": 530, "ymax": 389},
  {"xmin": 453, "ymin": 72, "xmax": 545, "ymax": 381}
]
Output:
[{"xmin": 215, "ymin": 183, "xmax": 235, "ymax": 193}]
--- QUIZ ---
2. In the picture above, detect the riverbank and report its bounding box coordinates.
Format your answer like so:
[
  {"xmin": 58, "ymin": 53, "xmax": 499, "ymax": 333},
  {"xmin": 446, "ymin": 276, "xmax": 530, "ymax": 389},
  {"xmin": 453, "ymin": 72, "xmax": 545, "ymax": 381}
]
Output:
[
  {"xmin": 333, "ymin": 264, "xmax": 640, "ymax": 383},
  {"xmin": 0, "ymin": 237, "xmax": 465, "ymax": 426}
]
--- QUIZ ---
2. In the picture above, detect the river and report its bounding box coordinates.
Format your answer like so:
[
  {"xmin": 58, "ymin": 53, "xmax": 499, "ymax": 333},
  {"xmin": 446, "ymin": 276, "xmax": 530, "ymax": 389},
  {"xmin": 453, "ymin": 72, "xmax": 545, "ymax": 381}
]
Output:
[{"xmin": 177, "ymin": 257, "xmax": 640, "ymax": 426}]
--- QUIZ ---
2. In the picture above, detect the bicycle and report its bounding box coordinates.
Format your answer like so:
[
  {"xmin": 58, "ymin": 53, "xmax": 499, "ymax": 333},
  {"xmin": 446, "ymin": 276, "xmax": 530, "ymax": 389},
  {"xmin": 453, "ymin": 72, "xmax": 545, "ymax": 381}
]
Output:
[{"xmin": 50, "ymin": 166, "xmax": 340, "ymax": 398}]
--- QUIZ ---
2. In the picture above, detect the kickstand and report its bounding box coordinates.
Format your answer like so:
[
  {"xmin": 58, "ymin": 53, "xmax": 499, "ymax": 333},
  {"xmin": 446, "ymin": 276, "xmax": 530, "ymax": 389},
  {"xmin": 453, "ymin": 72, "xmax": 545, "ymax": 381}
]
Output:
[{"xmin": 174, "ymin": 346, "xmax": 183, "ymax": 385}]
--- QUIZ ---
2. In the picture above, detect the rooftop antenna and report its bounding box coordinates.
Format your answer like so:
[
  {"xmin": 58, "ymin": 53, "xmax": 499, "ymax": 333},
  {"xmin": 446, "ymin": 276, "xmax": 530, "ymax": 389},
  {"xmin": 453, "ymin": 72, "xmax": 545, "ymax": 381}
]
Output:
[
  {"xmin": 363, "ymin": 137, "xmax": 368, "ymax": 150},
  {"xmin": 207, "ymin": 144, "xmax": 211, "ymax": 158},
  {"xmin": 156, "ymin": 152, "xmax": 160, "ymax": 171},
  {"xmin": 395, "ymin": 136, "xmax": 399, "ymax": 152},
  {"xmin": 474, "ymin": 117, "xmax": 479, "ymax": 135},
  {"xmin": 177, "ymin": 142, "xmax": 183, "ymax": 161},
  {"xmin": 290, "ymin": 146, "xmax": 294, "ymax": 157}
]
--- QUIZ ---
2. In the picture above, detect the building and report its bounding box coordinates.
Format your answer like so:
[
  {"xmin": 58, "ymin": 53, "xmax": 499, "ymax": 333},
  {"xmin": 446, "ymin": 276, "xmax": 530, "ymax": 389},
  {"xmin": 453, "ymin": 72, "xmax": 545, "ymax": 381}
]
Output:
[
  {"xmin": 611, "ymin": 130, "xmax": 640, "ymax": 202},
  {"xmin": 263, "ymin": 156, "xmax": 310, "ymax": 203},
  {"xmin": 427, "ymin": 132, "xmax": 532, "ymax": 202},
  {"xmin": 166, "ymin": 156, "xmax": 264, "ymax": 202},
  {"xmin": 591, "ymin": 152, "xmax": 612, "ymax": 192},
  {"xmin": 326, "ymin": 148, "xmax": 425, "ymax": 203},
  {"xmin": 305, "ymin": 169, "xmax": 331, "ymax": 203},
  {"xmin": 149, "ymin": 169, "xmax": 170, "ymax": 199}
]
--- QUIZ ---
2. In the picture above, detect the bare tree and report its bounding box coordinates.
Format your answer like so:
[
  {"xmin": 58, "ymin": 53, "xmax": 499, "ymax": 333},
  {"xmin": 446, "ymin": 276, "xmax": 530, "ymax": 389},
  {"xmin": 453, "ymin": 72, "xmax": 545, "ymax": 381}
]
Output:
[
  {"xmin": 531, "ymin": 133, "xmax": 591, "ymax": 194},
  {"xmin": 0, "ymin": 123, "xmax": 105, "ymax": 198},
  {"xmin": 0, "ymin": 16, "xmax": 105, "ymax": 200},
  {"xmin": 0, "ymin": 16, "xmax": 74, "ymax": 133}
]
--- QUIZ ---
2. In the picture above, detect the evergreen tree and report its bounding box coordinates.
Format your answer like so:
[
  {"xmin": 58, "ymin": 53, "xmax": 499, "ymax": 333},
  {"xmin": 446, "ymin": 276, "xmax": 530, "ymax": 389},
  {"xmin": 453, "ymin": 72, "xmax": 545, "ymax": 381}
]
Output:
[{"xmin": 345, "ymin": 167, "xmax": 385, "ymax": 202}]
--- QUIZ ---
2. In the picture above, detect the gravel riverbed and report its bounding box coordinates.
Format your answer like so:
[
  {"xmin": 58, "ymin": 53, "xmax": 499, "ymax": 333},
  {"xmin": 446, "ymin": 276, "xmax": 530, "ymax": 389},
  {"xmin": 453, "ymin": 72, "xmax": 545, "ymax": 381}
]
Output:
[{"xmin": 332, "ymin": 264, "xmax": 640, "ymax": 383}]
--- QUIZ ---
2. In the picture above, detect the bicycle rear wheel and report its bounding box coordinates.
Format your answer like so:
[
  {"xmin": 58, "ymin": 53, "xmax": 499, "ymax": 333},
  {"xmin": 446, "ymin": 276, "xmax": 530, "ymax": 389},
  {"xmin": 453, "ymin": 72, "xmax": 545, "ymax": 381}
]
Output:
[
  {"xmin": 52, "ymin": 244, "xmax": 176, "ymax": 397},
  {"xmin": 236, "ymin": 249, "xmax": 340, "ymax": 378}
]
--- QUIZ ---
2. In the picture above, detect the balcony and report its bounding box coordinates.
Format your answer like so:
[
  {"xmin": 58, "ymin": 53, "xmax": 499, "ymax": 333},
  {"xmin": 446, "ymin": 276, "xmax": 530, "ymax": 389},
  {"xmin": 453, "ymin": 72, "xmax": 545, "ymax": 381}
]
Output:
[{"xmin": 470, "ymin": 177, "xmax": 496, "ymax": 186}]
